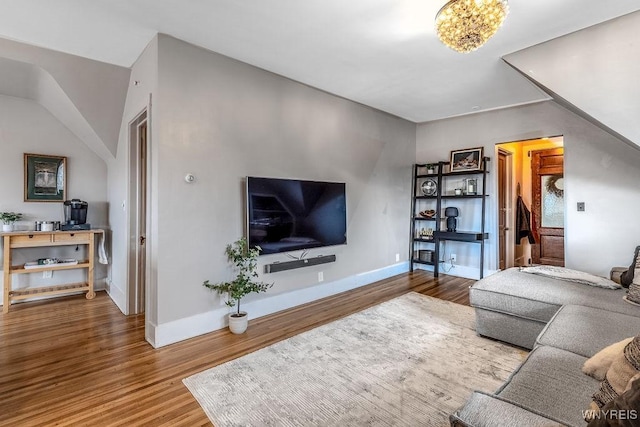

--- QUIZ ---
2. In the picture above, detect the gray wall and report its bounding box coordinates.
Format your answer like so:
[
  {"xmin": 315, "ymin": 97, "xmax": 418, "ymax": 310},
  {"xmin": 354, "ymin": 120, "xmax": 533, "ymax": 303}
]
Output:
[
  {"xmin": 107, "ymin": 36, "xmax": 159, "ymax": 329},
  {"xmin": 0, "ymin": 95, "xmax": 108, "ymax": 302},
  {"xmin": 106, "ymin": 34, "xmax": 415, "ymax": 345},
  {"xmin": 416, "ymin": 101, "xmax": 640, "ymax": 277},
  {"xmin": 151, "ymin": 35, "xmax": 415, "ymax": 329}
]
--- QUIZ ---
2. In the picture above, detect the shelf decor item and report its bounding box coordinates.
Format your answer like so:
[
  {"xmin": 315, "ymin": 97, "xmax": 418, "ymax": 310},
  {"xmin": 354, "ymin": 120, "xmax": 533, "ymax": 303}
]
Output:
[
  {"xmin": 421, "ymin": 179, "xmax": 438, "ymax": 196},
  {"xmin": 463, "ymin": 178, "xmax": 478, "ymax": 195},
  {"xmin": 450, "ymin": 147, "xmax": 483, "ymax": 173},
  {"xmin": 0, "ymin": 212, "xmax": 22, "ymax": 232},
  {"xmin": 24, "ymin": 153, "xmax": 66, "ymax": 202},
  {"xmin": 203, "ymin": 237, "xmax": 273, "ymax": 334}
]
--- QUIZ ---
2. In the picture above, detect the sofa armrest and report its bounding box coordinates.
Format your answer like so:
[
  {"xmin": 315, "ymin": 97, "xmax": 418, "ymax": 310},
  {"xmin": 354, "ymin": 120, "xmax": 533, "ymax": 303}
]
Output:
[
  {"xmin": 450, "ymin": 391, "xmax": 565, "ymax": 427},
  {"xmin": 610, "ymin": 267, "xmax": 627, "ymax": 285}
]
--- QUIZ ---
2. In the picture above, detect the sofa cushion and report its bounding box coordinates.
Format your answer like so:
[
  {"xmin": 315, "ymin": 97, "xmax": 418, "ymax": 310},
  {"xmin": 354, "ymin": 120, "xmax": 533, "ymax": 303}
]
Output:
[
  {"xmin": 536, "ymin": 305, "xmax": 640, "ymax": 358},
  {"xmin": 496, "ymin": 345, "xmax": 599, "ymax": 427},
  {"xmin": 450, "ymin": 391, "xmax": 565, "ymax": 427},
  {"xmin": 470, "ymin": 268, "xmax": 640, "ymax": 323},
  {"xmin": 475, "ymin": 308, "xmax": 547, "ymax": 350}
]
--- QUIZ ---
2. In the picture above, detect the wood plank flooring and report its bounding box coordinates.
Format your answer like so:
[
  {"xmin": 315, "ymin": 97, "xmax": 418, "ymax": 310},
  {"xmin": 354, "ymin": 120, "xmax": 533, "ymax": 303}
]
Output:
[{"xmin": 0, "ymin": 270, "xmax": 474, "ymax": 426}]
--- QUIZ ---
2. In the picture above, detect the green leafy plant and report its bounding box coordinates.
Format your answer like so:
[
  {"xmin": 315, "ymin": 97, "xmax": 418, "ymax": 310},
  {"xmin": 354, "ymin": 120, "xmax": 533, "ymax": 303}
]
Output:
[
  {"xmin": 0, "ymin": 212, "xmax": 23, "ymax": 225},
  {"xmin": 203, "ymin": 238, "xmax": 273, "ymax": 316}
]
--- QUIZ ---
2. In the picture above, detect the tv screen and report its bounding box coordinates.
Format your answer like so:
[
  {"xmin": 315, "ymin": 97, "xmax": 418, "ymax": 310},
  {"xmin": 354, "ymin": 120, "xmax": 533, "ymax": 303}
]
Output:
[{"xmin": 247, "ymin": 177, "xmax": 347, "ymax": 254}]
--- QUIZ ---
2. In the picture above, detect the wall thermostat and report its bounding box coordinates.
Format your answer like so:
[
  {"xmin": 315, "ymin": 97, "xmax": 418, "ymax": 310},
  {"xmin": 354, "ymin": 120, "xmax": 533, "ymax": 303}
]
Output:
[{"xmin": 185, "ymin": 174, "xmax": 195, "ymax": 183}]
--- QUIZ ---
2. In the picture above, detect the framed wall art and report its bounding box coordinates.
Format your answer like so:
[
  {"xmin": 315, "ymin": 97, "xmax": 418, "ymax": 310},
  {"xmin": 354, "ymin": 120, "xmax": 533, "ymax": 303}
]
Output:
[
  {"xmin": 24, "ymin": 153, "xmax": 66, "ymax": 202},
  {"xmin": 450, "ymin": 147, "xmax": 483, "ymax": 172}
]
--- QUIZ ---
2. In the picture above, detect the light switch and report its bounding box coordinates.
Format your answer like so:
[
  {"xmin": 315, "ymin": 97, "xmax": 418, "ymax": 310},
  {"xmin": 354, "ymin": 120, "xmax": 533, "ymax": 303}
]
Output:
[{"xmin": 577, "ymin": 202, "xmax": 585, "ymax": 212}]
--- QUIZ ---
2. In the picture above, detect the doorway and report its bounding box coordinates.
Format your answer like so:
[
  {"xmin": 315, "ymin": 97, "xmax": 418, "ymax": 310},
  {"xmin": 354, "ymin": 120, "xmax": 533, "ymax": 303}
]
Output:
[
  {"xmin": 531, "ymin": 148, "xmax": 565, "ymax": 266},
  {"xmin": 496, "ymin": 137, "xmax": 564, "ymax": 268},
  {"xmin": 128, "ymin": 110, "xmax": 148, "ymax": 315}
]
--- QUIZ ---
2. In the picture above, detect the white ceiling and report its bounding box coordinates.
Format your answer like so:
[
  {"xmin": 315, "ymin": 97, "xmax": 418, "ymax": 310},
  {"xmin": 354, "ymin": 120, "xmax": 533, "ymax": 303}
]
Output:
[{"xmin": 0, "ymin": 0, "xmax": 639, "ymax": 123}]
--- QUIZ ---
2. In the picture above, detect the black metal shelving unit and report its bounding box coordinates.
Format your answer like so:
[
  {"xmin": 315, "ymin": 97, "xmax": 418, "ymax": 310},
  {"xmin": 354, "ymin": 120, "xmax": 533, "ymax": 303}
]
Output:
[{"xmin": 409, "ymin": 157, "xmax": 490, "ymax": 278}]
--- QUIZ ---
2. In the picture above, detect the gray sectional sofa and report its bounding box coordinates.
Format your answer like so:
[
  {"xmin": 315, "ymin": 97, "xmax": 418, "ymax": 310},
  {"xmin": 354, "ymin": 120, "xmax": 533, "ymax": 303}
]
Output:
[{"xmin": 451, "ymin": 267, "xmax": 640, "ymax": 427}]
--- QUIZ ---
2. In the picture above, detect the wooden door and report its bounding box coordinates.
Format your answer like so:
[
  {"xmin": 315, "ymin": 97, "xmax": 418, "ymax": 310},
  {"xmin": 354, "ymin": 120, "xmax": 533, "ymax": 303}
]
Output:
[
  {"xmin": 128, "ymin": 110, "xmax": 148, "ymax": 315},
  {"xmin": 498, "ymin": 151, "xmax": 507, "ymax": 270},
  {"xmin": 531, "ymin": 148, "xmax": 564, "ymax": 266}
]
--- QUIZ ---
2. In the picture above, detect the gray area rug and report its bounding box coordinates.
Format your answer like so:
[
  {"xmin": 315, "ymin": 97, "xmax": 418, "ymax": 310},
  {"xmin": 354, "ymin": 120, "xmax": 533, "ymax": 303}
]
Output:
[{"xmin": 183, "ymin": 292, "xmax": 527, "ymax": 426}]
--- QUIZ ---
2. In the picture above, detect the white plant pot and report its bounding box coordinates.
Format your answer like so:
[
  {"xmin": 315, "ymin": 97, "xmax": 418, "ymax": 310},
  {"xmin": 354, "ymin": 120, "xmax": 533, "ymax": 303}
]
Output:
[
  {"xmin": 2, "ymin": 224, "xmax": 13, "ymax": 232},
  {"xmin": 228, "ymin": 311, "xmax": 249, "ymax": 334}
]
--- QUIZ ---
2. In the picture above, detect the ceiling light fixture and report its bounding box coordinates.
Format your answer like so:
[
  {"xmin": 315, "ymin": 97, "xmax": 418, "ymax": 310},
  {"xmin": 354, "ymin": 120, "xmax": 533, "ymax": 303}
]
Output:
[{"xmin": 435, "ymin": 0, "xmax": 509, "ymax": 53}]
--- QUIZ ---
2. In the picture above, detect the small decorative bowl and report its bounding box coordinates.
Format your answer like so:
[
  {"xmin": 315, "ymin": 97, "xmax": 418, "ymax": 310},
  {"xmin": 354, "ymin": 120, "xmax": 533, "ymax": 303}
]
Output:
[{"xmin": 419, "ymin": 210, "xmax": 436, "ymax": 218}]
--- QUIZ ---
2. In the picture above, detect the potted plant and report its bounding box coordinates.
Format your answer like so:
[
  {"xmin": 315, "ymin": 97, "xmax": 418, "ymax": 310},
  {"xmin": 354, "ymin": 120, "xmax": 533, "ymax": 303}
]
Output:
[
  {"xmin": 203, "ymin": 237, "xmax": 273, "ymax": 334},
  {"xmin": 426, "ymin": 163, "xmax": 438, "ymax": 174},
  {"xmin": 0, "ymin": 212, "xmax": 23, "ymax": 232}
]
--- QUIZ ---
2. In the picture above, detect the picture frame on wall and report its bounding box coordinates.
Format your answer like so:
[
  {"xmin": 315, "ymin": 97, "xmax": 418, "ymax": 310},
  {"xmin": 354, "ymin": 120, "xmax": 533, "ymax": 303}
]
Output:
[
  {"xmin": 450, "ymin": 147, "xmax": 483, "ymax": 172},
  {"xmin": 24, "ymin": 153, "xmax": 66, "ymax": 202}
]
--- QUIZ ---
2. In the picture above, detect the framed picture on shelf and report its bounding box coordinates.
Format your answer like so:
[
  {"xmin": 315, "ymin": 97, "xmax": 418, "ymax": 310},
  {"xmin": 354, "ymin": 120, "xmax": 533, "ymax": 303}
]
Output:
[
  {"xmin": 24, "ymin": 153, "xmax": 66, "ymax": 202},
  {"xmin": 450, "ymin": 147, "xmax": 483, "ymax": 172}
]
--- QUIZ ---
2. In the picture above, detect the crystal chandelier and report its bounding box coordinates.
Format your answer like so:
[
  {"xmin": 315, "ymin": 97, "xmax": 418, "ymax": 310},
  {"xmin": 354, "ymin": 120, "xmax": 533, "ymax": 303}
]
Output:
[{"xmin": 435, "ymin": 0, "xmax": 509, "ymax": 53}]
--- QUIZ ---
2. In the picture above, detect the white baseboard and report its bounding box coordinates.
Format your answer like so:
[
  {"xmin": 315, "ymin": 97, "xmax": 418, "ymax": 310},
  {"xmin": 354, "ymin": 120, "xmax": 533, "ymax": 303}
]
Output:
[
  {"xmin": 415, "ymin": 263, "xmax": 498, "ymax": 280},
  {"xmin": 106, "ymin": 279, "xmax": 127, "ymax": 314},
  {"xmin": 146, "ymin": 321, "xmax": 157, "ymax": 348},
  {"xmin": 152, "ymin": 262, "xmax": 410, "ymax": 348}
]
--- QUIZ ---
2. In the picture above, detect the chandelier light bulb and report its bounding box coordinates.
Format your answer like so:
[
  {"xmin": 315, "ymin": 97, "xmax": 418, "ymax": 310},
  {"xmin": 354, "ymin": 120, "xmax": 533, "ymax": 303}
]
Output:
[{"xmin": 435, "ymin": 0, "xmax": 509, "ymax": 53}]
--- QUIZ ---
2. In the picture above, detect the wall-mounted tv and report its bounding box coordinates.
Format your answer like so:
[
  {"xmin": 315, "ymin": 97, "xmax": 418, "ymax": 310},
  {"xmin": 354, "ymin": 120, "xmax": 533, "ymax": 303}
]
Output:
[{"xmin": 247, "ymin": 177, "xmax": 347, "ymax": 255}]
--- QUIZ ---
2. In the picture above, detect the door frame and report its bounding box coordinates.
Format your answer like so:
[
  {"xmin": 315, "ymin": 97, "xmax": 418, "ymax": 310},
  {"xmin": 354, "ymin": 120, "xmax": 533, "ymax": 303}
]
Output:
[
  {"xmin": 127, "ymin": 108, "xmax": 149, "ymax": 315},
  {"xmin": 497, "ymin": 148, "xmax": 514, "ymax": 269}
]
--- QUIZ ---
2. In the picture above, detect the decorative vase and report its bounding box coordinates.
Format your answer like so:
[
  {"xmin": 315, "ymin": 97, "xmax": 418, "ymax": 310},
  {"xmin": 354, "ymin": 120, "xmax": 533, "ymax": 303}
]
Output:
[
  {"xmin": 228, "ymin": 311, "xmax": 249, "ymax": 334},
  {"xmin": 2, "ymin": 224, "xmax": 13, "ymax": 232}
]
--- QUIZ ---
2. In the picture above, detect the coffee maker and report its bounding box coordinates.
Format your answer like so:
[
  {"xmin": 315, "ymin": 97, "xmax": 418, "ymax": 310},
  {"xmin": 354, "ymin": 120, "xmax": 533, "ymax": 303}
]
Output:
[{"xmin": 61, "ymin": 199, "xmax": 90, "ymax": 231}]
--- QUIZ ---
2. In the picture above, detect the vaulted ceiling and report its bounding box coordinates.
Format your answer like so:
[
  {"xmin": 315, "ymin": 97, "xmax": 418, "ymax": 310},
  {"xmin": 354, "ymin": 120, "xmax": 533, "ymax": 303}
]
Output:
[
  {"xmin": 0, "ymin": 1, "xmax": 639, "ymax": 159},
  {"xmin": 1, "ymin": 1, "xmax": 639, "ymax": 124}
]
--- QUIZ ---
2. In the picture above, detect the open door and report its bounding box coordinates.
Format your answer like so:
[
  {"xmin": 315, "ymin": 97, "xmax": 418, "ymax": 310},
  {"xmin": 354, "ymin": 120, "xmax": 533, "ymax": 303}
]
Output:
[
  {"xmin": 128, "ymin": 110, "xmax": 148, "ymax": 315},
  {"xmin": 531, "ymin": 147, "xmax": 564, "ymax": 266},
  {"xmin": 497, "ymin": 149, "xmax": 510, "ymax": 270}
]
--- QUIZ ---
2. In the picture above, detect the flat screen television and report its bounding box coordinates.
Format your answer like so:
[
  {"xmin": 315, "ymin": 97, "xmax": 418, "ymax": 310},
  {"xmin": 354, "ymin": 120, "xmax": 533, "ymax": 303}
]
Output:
[{"xmin": 247, "ymin": 177, "xmax": 347, "ymax": 254}]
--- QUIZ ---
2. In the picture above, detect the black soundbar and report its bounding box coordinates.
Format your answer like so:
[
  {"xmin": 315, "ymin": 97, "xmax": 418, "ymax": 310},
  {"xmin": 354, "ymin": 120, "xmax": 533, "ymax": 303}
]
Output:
[{"xmin": 264, "ymin": 255, "xmax": 336, "ymax": 273}]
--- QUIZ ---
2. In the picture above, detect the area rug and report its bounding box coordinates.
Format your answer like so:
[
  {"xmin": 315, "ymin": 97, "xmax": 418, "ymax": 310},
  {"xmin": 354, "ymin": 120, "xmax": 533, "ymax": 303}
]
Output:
[{"xmin": 183, "ymin": 292, "xmax": 527, "ymax": 426}]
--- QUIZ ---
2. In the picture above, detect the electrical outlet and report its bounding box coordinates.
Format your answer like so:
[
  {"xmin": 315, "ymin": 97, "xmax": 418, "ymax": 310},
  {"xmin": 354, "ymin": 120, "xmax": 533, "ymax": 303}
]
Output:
[
  {"xmin": 318, "ymin": 271, "xmax": 324, "ymax": 282},
  {"xmin": 450, "ymin": 253, "xmax": 456, "ymax": 263},
  {"xmin": 395, "ymin": 253, "xmax": 400, "ymax": 262},
  {"xmin": 577, "ymin": 202, "xmax": 585, "ymax": 212}
]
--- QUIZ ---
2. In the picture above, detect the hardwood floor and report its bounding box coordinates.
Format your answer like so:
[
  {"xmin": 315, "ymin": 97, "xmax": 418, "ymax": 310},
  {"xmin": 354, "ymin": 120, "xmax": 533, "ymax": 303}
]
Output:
[{"xmin": 0, "ymin": 270, "xmax": 474, "ymax": 426}]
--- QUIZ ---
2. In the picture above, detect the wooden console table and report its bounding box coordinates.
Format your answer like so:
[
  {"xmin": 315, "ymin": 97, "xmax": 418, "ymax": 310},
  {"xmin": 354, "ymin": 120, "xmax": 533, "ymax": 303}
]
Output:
[{"xmin": 2, "ymin": 229, "xmax": 103, "ymax": 313}]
